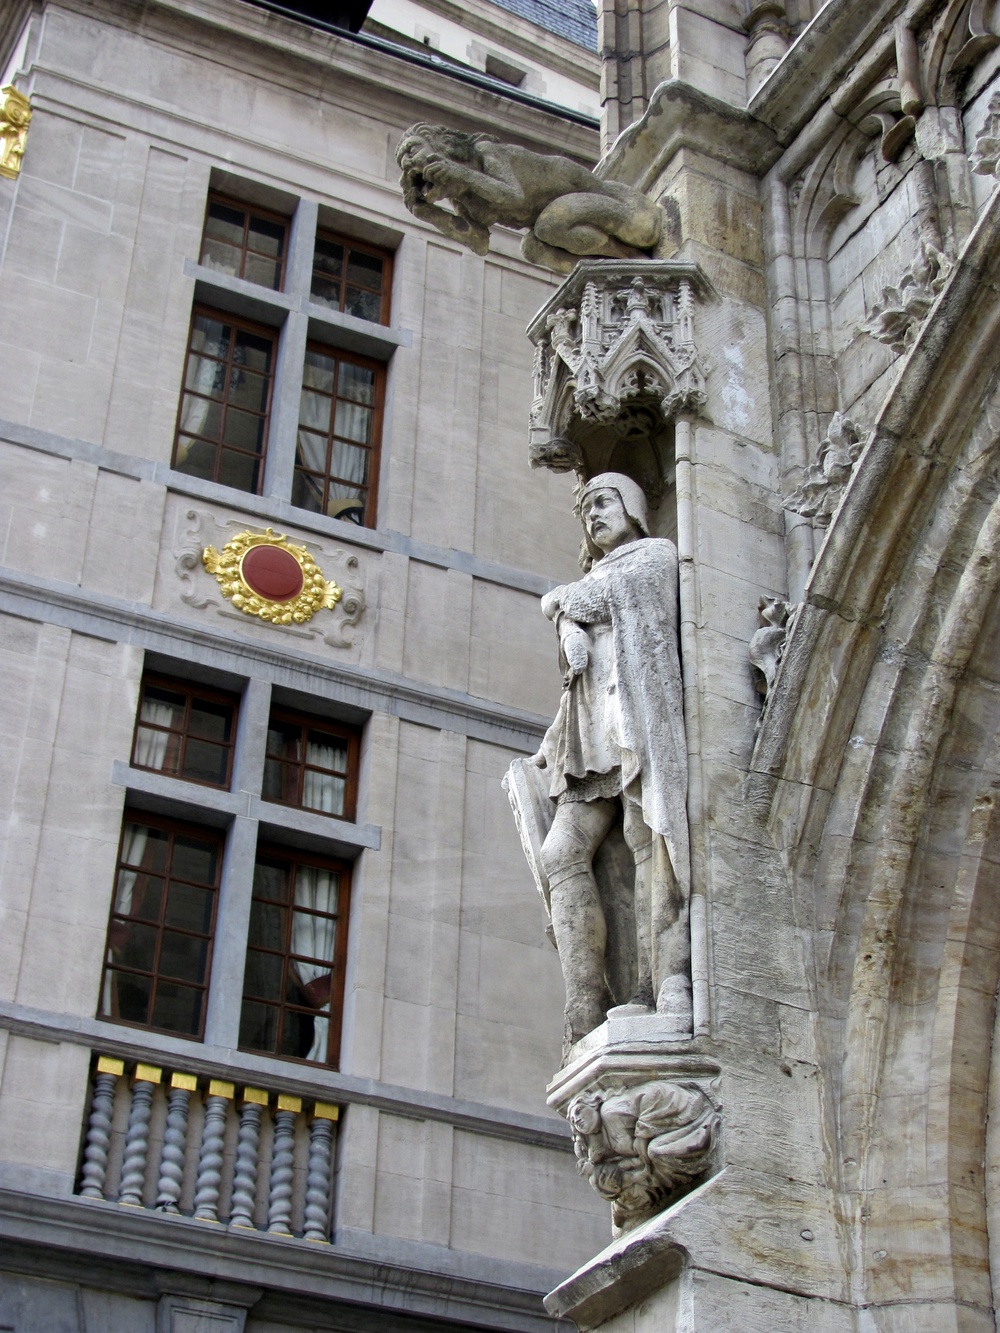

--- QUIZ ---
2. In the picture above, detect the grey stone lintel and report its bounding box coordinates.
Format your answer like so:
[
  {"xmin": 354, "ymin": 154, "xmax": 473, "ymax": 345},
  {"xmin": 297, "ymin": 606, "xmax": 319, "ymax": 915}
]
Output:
[
  {"xmin": 0, "ymin": 567, "xmax": 550, "ymax": 750},
  {"xmin": 0, "ymin": 1188, "xmax": 564, "ymax": 1332},
  {"xmin": 0, "ymin": 418, "xmax": 555, "ymax": 596},
  {"xmin": 110, "ymin": 761, "xmax": 383, "ymax": 853},
  {"xmin": 0, "ymin": 997, "xmax": 571, "ymax": 1151}
]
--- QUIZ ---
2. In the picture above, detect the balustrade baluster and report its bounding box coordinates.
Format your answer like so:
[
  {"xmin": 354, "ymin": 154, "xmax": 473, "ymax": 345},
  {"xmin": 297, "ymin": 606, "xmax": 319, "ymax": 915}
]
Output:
[
  {"xmin": 156, "ymin": 1072, "xmax": 196, "ymax": 1212},
  {"xmin": 79, "ymin": 1056, "xmax": 124, "ymax": 1200},
  {"xmin": 119, "ymin": 1064, "xmax": 161, "ymax": 1206},
  {"xmin": 267, "ymin": 1095, "xmax": 301, "ymax": 1235},
  {"xmin": 193, "ymin": 1079, "xmax": 233, "ymax": 1221},
  {"xmin": 230, "ymin": 1088, "xmax": 268, "ymax": 1229},
  {"xmin": 303, "ymin": 1102, "xmax": 338, "ymax": 1241}
]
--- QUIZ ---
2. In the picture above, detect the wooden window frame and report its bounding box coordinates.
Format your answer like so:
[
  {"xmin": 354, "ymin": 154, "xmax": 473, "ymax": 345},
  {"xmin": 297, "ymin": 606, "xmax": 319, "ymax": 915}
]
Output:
[
  {"xmin": 311, "ymin": 229, "xmax": 393, "ymax": 326},
  {"xmin": 200, "ymin": 193, "xmax": 289, "ymax": 291},
  {"xmin": 131, "ymin": 672, "xmax": 240, "ymax": 790},
  {"xmin": 100, "ymin": 811, "xmax": 224, "ymax": 1041},
  {"xmin": 294, "ymin": 341, "xmax": 384, "ymax": 528},
  {"xmin": 262, "ymin": 706, "xmax": 360, "ymax": 822},
  {"xmin": 239, "ymin": 845, "xmax": 352, "ymax": 1069},
  {"xmin": 172, "ymin": 305, "xmax": 277, "ymax": 493}
]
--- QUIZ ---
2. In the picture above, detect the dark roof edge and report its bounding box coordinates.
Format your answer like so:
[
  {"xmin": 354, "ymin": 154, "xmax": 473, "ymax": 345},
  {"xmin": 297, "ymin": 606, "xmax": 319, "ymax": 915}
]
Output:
[{"xmin": 244, "ymin": 0, "xmax": 601, "ymax": 129}]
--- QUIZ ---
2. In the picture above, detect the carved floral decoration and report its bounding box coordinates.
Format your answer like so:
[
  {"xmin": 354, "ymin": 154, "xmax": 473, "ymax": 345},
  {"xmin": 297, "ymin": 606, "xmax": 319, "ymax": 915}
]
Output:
[
  {"xmin": 860, "ymin": 238, "xmax": 953, "ymax": 353},
  {"xmin": 784, "ymin": 412, "xmax": 868, "ymax": 527},
  {"xmin": 749, "ymin": 597, "xmax": 798, "ymax": 717},
  {"xmin": 567, "ymin": 1079, "xmax": 720, "ymax": 1232},
  {"xmin": 972, "ymin": 91, "xmax": 1000, "ymax": 178},
  {"xmin": 202, "ymin": 528, "xmax": 341, "ymax": 626},
  {"xmin": 526, "ymin": 260, "xmax": 715, "ymax": 471}
]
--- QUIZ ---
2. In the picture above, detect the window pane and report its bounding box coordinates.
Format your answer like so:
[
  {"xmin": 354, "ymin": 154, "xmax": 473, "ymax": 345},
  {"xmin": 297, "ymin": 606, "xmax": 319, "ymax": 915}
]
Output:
[
  {"xmin": 223, "ymin": 407, "xmax": 266, "ymax": 452},
  {"xmin": 303, "ymin": 349, "xmax": 336, "ymax": 392},
  {"xmin": 118, "ymin": 876, "xmax": 164, "ymax": 924},
  {"xmin": 310, "ymin": 276, "xmax": 341, "ymax": 310},
  {"xmin": 227, "ymin": 368, "xmax": 269, "ymax": 412},
  {"xmin": 121, "ymin": 824, "xmax": 168, "ymax": 874},
  {"xmin": 247, "ymin": 215, "xmax": 286, "ymax": 259},
  {"xmin": 303, "ymin": 772, "xmax": 345, "ymax": 816},
  {"xmin": 188, "ymin": 699, "xmax": 233, "ymax": 743},
  {"xmin": 116, "ymin": 920, "xmax": 158, "ymax": 972},
  {"xmin": 300, "ymin": 387, "xmax": 332, "ymax": 433},
  {"xmin": 253, "ymin": 860, "xmax": 291, "ymax": 903},
  {"xmin": 313, "ymin": 238, "xmax": 344, "ymax": 278},
  {"xmin": 109, "ymin": 971, "xmax": 152, "ymax": 1024},
  {"xmin": 204, "ymin": 202, "xmax": 246, "ymax": 247},
  {"xmin": 152, "ymin": 982, "xmax": 203, "ymax": 1035},
  {"xmin": 184, "ymin": 355, "xmax": 226, "ymax": 399},
  {"xmin": 346, "ymin": 250, "xmax": 383, "ymax": 290},
  {"xmin": 173, "ymin": 437, "xmax": 216, "ymax": 481},
  {"xmin": 170, "ymin": 835, "xmax": 219, "ymax": 886},
  {"xmin": 234, "ymin": 331, "xmax": 273, "ymax": 374},
  {"xmin": 344, "ymin": 287, "xmax": 382, "ymax": 323},
  {"xmin": 307, "ymin": 734, "xmax": 347, "ymax": 771},
  {"xmin": 219, "ymin": 449, "xmax": 260, "ymax": 493},
  {"xmin": 337, "ymin": 361, "xmax": 375, "ymax": 404},
  {"xmin": 244, "ymin": 948, "xmax": 285, "ymax": 1002},
  {"xmin": 240, "ymin": 999, "xmax": 278, "ymax": 1052},
  {"xmin": 191, "ymin": 313, "xmax": 231, "ymax": 359},
  {"xmin": 159, "ymin": 931, "xmax": 210, "ymax": 984},
  {"xmin": 200, "ymin": 237, "xmax": 243, "ymax": 277},
  {"xmin": 166, "ymin": 882, "xmax": 215, "ymax": 933},
  {"xmin": 296, "ymin": 429, "xmax": 328, "ymax": 474},
  {"xmin": 333, "ymin": 403, "xmax": 371, "ymax": 447},
  {"xmin": 291, "ymin": 472, "xmax": 324, "ymax": 513},
  {"xmin": 244, "ymin": 253, "xmax": 282, "ymax": 290},
  {"xmin": 329, "ymin": 439, "xmax": 369, "ymax": 485}
]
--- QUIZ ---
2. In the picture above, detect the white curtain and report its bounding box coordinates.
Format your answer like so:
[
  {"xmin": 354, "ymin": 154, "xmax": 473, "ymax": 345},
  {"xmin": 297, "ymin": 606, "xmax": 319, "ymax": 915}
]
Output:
[
  {"xmin": 302, "ymin": 740, "xmax": 344, "ymax": 815},
  {"xmin": 133, "ymin": 698, "xmax": 173, "ymax": 772},
  {"xmin": 102, "ymin": 820, "xmax": 155, "ymax": 1013},
  {"xmin": 176, "ymin": 324, "xmax": 224, "ymax": 454},
  {"xmin": 291, "ymin": 866, "xmax": 339, "ymax": 1063}
]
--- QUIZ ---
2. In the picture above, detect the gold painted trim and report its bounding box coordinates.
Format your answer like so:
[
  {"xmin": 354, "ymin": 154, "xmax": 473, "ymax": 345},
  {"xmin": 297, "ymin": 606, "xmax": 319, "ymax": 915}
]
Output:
[
  {"xmin": 0, "ymin": 86, "xmax": 30, "ymax": 180},
  {"xmin": 208, "ymin": 1079, "xmax": 234, "ymax": 1098},
  {"xmin": 96, "ymin": 1056, "xmax": 125, "ymax": 1076},
  {"xmin": 313, "ymin": 1102, "xmax": 340, "ymax": 1121},
  {"xmin": 276, "ymin": 1094, "xmax": 302, "ymax": 1112},
  {"xmin": 202, "ymin": 527, "xmax": 341, "ymax": 626},
  {"xmin": 170, "ymin": 1072, "xmax": 198, "ymax": 1091},
  {"xmin": 242, "ymin": 1086, "xmax": 269, "ymax": 1106},
  {"xmin": 134, "ymin": 1063, "xmax": 162, "ymax": 1084}
]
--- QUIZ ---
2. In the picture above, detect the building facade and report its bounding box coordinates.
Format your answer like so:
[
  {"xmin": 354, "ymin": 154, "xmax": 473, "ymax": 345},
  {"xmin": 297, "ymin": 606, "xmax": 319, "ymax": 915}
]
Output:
[{"xmin": 0, "ymin": 1, "xmax": 614, "ymax": 1329}]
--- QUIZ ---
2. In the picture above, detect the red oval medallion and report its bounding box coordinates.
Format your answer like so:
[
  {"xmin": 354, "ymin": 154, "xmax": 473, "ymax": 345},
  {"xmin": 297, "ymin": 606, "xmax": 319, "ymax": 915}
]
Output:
[{"xmin": 240, "ymin": 545, "xmax": 304, "ymax": 602}]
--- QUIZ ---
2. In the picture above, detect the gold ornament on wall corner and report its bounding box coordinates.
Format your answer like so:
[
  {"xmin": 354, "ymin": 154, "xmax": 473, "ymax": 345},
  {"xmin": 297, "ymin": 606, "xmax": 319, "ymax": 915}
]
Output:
[
  {"xmin": 0, "ymin": 86, "xmax": 31, "ymax": 180},
  {"xmin": 202, "ymin": 528, "xmax": 342, "ymax": 626}
]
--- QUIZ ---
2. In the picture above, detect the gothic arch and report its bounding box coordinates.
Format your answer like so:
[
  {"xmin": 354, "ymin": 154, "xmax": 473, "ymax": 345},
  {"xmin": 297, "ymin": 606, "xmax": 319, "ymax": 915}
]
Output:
[{"xmin": 748, "ymin": 187, "xmax": 1000, "ymax": 1319}]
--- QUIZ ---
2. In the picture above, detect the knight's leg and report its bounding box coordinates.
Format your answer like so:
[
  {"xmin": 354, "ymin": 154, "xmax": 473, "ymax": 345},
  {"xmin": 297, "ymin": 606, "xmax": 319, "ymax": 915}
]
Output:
[
  {"xmin": 622, "ymin": 787, "xmax": 654, "ymax": 1008},
  {"xmin": 540, "ymin": 799, "xmax": 617, "ymax": 1049},
  {"xmin": 623, "ymin": 786, "xmax": 691, "ymax": 1032}
]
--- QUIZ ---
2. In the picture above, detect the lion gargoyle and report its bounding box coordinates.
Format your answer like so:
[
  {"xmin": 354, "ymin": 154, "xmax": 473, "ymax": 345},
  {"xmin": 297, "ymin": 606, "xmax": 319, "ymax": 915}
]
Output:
[{"xmin": 396, "ymin": 123, "xmax": 663, "ymax": 275}]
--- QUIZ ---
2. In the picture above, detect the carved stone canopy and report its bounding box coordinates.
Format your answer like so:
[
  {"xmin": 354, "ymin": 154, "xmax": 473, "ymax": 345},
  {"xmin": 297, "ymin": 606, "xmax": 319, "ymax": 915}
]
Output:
[{"xmin": 526, "ymin": 260, "xmax": 716, "ymax": 501}]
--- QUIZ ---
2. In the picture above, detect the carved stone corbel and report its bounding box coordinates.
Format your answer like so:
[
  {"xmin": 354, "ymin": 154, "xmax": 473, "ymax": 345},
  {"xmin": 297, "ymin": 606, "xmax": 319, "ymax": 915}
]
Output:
[
  {"xmin": 972, "ymin": 91, "xmax": 1000, "ymax": 178},
  {"xmin": 548, "ymin": 1040, "xmax": 721, "ymax": 1235},
  {"xmin": 859, "ymin": 238, "xmax": 952, "ymax": 352}
]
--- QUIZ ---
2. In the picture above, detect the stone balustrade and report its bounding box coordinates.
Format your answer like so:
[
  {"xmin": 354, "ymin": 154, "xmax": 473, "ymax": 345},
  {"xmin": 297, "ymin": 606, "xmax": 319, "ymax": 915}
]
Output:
[{"xmin": 76, "ymin": 1054, "xmax": 339, "ymax": 1241}]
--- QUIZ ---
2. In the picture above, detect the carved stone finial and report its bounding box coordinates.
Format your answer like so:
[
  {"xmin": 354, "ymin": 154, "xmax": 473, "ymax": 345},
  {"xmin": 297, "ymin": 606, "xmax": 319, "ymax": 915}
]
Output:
[
  {"xmin": 395, "ymin": 123, "xmax": 662, "ymax": 275},
  {"xmin": 783, "ymin": 412, "xmax": 867, "ymax": 527},
  {"xmin": 859, "ymin": 239, "xmax": 953, "ymax": 353},
  {"xmin": 0, "ymin": 85, "xmax": 31, "ymax": 180}
]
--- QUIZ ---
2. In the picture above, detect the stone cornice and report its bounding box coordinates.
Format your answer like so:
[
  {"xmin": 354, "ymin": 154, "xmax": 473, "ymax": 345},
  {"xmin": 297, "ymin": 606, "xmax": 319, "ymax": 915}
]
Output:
[
  {"xmin": 389, "ymin": 0, "xmax": 600, "ymax": 90},
  {"xmin": 0, "ymin": 1189, "xmax": 565, "ymax": 1330},
  {"xmin": 597, "ymin": 80, "xmax": 782, "ymax": 190}
]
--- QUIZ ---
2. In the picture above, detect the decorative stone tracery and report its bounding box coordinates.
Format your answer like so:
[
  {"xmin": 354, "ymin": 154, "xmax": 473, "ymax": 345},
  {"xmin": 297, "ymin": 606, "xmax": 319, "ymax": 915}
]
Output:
[{"xmin": 526, "ymin": 260, "xmax": 715, "ymax": 489}]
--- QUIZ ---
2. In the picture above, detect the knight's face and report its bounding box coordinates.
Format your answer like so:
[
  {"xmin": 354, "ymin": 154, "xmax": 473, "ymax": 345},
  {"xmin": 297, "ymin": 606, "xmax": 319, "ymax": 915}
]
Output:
[{"xmin": 582, "ymin": 488, "xmax": 637, "ymax": 554}]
